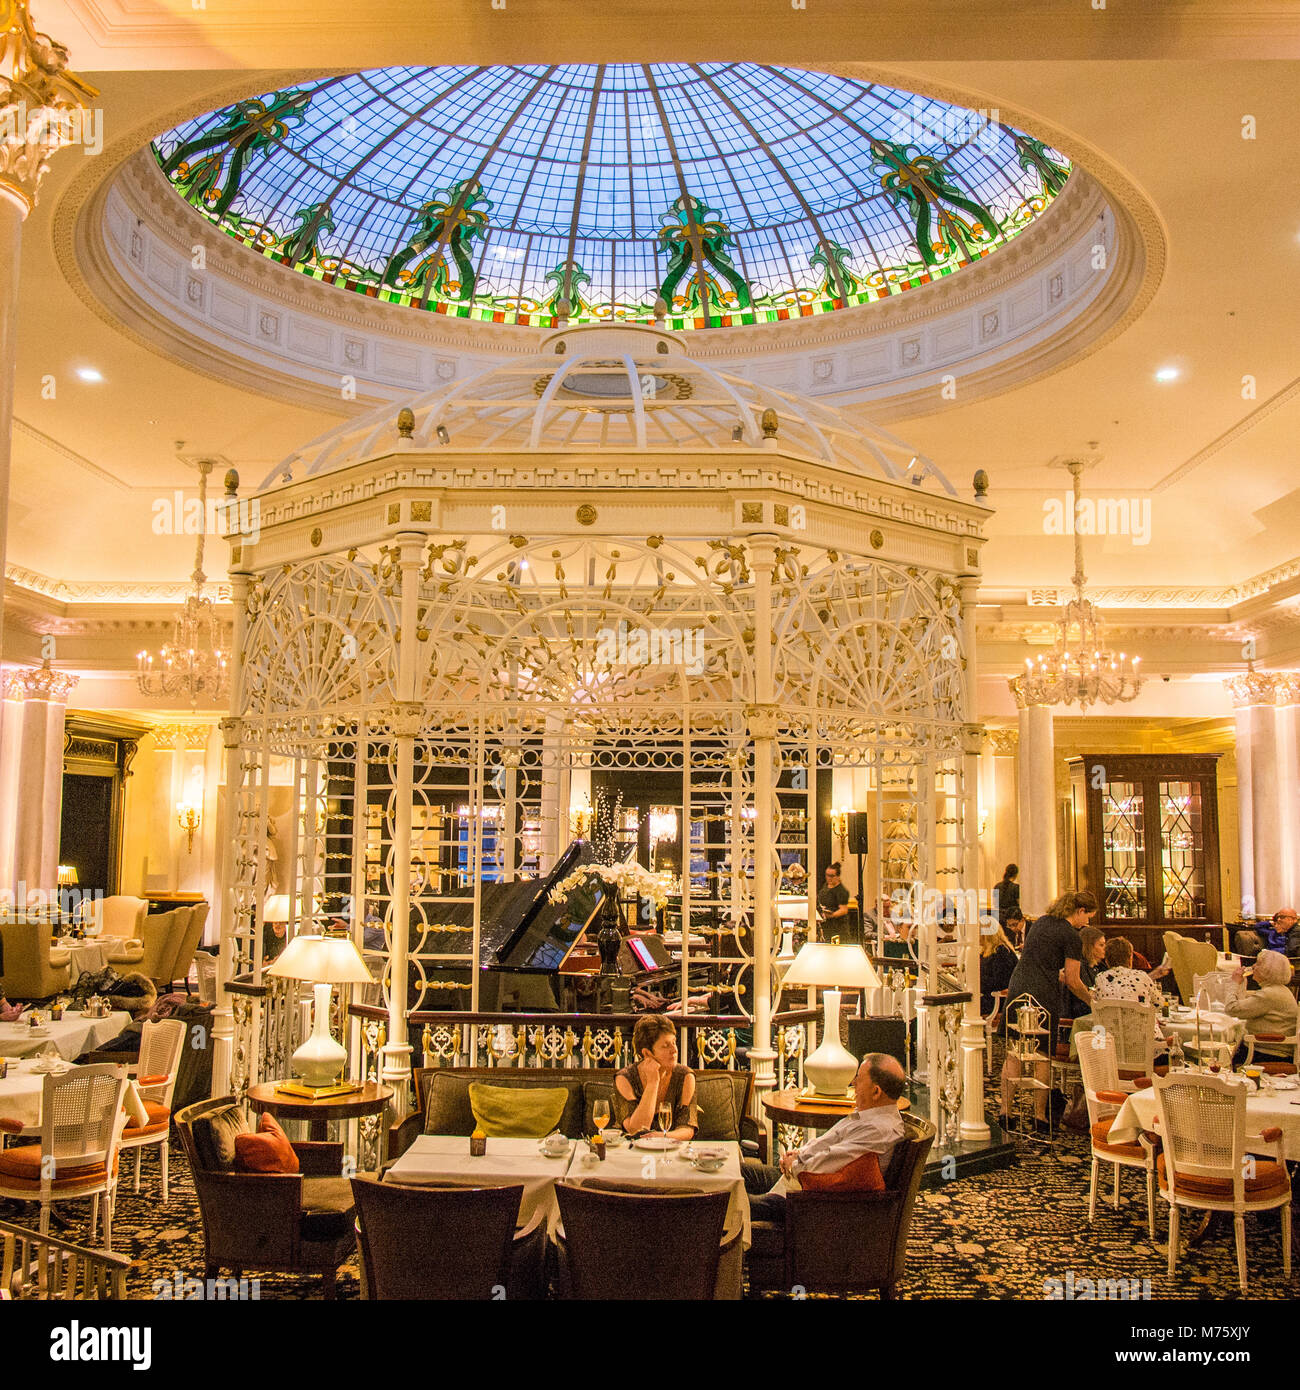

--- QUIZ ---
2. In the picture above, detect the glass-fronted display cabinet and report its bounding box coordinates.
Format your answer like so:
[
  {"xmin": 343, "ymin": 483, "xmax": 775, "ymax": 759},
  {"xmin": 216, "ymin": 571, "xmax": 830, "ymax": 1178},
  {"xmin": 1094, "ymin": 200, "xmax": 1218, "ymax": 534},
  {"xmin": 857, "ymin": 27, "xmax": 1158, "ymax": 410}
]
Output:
[{"xmin": 1067, "ymin": 755, "xmax": 1222, "ymax": 941}]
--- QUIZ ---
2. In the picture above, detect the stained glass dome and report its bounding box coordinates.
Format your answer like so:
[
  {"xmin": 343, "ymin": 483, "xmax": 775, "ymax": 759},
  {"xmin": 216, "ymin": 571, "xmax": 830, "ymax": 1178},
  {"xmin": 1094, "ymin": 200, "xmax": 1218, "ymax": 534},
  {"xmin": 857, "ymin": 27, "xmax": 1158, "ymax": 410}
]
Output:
[{"xmin": 153, "ymin": 64, "xmax": 1071, "ymax": 332}]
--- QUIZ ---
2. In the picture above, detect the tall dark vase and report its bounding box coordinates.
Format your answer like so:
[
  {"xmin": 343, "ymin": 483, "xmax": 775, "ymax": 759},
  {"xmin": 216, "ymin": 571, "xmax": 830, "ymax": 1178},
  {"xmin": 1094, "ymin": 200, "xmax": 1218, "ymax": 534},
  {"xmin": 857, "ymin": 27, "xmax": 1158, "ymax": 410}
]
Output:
[{"xmin": 596, "ymin": 895, "xmax": 623, "ymax": 976}]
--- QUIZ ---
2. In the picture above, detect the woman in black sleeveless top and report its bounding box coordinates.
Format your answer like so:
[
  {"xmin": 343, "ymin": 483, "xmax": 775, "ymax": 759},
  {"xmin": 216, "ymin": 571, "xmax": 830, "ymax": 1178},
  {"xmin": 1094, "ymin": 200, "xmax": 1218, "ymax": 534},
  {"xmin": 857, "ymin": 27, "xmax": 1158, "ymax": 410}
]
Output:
[{"xmin": 613, "ymin": 1014, "xmax": 697, "ymax": 1140}]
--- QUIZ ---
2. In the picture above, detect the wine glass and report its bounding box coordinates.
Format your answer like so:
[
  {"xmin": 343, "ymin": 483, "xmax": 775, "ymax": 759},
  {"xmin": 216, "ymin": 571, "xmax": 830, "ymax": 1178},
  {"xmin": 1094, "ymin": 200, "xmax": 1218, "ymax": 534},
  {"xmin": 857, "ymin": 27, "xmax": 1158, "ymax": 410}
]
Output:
[
  {"xmin": 592, "ymin": 1098, "xmax": 610, "ymax": 1137},
  {"xmin": 657, "ymin": 1102, "xmax": 673, "ymax": 1139}
]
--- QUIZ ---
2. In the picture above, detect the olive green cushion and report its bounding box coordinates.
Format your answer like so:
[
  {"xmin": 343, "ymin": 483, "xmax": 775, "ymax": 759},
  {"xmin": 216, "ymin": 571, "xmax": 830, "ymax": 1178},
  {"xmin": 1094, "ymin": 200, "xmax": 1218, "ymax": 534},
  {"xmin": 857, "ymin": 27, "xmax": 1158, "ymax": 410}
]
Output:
[{"xmin": 468, "ymin": 1082, "xmax": 568, "ymax": 1138}]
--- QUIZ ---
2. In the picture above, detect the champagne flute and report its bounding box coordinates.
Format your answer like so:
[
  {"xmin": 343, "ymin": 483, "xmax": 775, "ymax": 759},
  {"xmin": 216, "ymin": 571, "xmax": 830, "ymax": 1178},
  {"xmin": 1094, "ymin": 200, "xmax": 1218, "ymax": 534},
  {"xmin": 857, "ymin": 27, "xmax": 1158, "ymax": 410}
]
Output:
[
  {"xmin": 592, "ymin": 1098, "xmax": 610, "ymax": 1137},
  {"xmin": 657, "ymin": 1101, "xmax": 673, "ymax": 1138}
]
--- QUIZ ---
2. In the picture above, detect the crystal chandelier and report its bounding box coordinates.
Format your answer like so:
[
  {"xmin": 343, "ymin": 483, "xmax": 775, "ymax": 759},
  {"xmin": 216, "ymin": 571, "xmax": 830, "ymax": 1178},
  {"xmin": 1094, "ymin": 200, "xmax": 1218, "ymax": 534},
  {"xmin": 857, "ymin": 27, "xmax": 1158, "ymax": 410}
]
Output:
[
  {"xmin": 1012, "ymin": 460, "xmax": 1142, "ymax": 711},
  {"xmin": 137, "ymin": 460, "xmax": 230, "ymax": 705}
]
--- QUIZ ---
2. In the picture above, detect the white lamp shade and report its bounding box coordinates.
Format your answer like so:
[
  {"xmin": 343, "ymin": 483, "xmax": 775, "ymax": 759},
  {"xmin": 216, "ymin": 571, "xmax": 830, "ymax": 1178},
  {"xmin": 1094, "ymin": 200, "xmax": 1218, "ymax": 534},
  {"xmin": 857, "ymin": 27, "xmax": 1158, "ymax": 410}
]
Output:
[
  {"xmin": 781, "ymin": 941, "xmax": 881, "ymax": 990},
  {"xmin": 263, "ymin": 895, "xmax": 292, "ymax": 924},
  {"xmin": 266, "ymin": 933, "xmax": 374, "ymax": 985}
]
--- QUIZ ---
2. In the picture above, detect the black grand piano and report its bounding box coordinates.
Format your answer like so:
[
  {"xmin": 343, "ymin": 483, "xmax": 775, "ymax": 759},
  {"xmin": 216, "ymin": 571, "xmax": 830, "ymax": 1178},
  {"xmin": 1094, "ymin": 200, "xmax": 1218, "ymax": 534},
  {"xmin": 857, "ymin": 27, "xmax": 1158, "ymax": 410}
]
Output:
[{"xmin": 401, "ymin": 840, "xmax": 680, "ymax": 1012}]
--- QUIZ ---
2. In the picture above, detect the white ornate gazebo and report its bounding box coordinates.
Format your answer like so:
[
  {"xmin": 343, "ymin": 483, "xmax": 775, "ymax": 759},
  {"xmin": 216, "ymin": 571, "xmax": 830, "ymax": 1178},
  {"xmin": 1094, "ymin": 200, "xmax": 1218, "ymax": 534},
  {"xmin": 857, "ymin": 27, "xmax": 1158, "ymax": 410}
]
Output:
[{"xmin": 209, "ymin": 321, "xmax": 992, "ymax": 1146}]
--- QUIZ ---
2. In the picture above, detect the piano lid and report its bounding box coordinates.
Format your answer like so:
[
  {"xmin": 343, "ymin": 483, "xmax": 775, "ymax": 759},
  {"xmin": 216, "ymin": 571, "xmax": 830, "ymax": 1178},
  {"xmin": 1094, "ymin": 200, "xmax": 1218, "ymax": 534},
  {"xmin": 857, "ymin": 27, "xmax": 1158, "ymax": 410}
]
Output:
[{"xmin": 481, "ymin": 838, "xmax": 606, "ymax": 973}]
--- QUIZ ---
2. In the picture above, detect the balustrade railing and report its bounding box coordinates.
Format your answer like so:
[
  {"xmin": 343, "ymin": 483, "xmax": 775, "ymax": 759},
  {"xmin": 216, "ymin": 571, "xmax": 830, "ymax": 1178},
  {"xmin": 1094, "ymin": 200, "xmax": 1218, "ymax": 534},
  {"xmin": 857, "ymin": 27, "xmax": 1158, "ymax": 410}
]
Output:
[{"xmin": 348, "ymin": 1005, "xmax": 819, "ymax": 1085}]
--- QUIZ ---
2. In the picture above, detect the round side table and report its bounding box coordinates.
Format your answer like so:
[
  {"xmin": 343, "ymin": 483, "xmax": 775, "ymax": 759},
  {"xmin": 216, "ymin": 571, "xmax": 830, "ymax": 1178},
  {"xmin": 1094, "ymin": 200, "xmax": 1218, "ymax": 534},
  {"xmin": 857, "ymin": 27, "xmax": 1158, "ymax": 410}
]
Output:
[{"xmin": 247, "ymin": 1081, "xmax": 393, "ymax": 1146}]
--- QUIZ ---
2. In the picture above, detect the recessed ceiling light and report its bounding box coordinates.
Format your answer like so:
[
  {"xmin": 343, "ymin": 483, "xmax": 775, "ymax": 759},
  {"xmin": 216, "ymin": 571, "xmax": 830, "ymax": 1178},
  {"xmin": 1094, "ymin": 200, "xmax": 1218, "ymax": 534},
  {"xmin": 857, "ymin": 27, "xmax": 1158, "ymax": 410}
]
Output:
[
  {"xmin": 1154, "ymin": 366, "xmax": 1180, "ymax": 383},
  {"xmin": 76, "ymin": 367, "xmax": 104, "ymax": 383}
]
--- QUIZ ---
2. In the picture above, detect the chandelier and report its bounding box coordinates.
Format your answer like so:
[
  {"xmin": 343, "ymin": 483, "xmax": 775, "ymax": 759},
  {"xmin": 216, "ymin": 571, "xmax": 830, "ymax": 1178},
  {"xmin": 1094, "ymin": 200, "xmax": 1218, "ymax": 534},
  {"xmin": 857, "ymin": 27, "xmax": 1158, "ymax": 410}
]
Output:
[
  {"xmin": 137, "ymin": 460, "xmax": 230, "ymax": 705},
  {"xmin": 1012, "ymin": 460, "xmax": 1142, "ymax": 711}
]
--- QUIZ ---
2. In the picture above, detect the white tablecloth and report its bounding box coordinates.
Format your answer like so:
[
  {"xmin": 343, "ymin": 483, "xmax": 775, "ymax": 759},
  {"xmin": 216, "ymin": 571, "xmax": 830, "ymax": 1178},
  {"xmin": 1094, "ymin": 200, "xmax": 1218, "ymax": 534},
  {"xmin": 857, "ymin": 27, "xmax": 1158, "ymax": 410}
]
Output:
[
  {"xmin": 0, "ymin": 1011, "xmax": 130, "ymax": 1061},
  {"xmin": 0, "ymin": 1059, "xmax": 149, "ymax": 1132},
  {"xmin": 1164, "ymin": 1008, "xmax": 1246, "ymax": 1055},
  {"xmin": 60, "ymin": 941, "xmax": 108, "ymax": 980},
  {"xmin": 565, "ymin": 1138, "xmax": 751, "ymax": 1246},
  {"xmin": 1107, "ymin": 1081, "xmax": 1300, "ymax": 1161},
  {"xmin": 384, "ymin": 1134, "xmax": 575, "ymax": 1232}
]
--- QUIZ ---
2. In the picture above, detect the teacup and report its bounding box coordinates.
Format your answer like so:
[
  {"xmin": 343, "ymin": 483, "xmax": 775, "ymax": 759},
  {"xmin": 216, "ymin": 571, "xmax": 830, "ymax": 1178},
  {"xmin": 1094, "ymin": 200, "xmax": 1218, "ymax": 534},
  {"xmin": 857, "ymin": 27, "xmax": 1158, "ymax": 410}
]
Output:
[
  {"xmin": 690, "ymin": 1147, "xmax": 726, "ymax": 1172},
  {"xmin": 600, "ymin": 1127, "xmax": 625, "ymax": 1147}
]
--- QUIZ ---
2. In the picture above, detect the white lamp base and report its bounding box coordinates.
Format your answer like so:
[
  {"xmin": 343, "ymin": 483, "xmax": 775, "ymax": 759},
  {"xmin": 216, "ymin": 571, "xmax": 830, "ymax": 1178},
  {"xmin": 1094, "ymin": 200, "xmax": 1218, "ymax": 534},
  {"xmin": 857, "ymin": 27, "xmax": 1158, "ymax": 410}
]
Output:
[
  {"xmin": 290, "ymin": 981, "xmax": 347, "ymax": 1088},
  {"xmin": 803, "ymin": 988, "xmax": 859, "ymax": 1096}
]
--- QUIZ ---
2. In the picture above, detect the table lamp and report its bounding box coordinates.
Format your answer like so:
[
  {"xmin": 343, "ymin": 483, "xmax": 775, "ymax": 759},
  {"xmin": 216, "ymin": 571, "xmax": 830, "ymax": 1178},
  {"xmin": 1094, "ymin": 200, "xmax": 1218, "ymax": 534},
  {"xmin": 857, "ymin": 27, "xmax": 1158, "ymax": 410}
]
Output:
[
  {"xmin": 266, "ymin": 933, "xmax": 373, "ymax": 1093},
  {"xmin": 781, "ymin": 941, "xmax": 882, "ymax": 1096}
]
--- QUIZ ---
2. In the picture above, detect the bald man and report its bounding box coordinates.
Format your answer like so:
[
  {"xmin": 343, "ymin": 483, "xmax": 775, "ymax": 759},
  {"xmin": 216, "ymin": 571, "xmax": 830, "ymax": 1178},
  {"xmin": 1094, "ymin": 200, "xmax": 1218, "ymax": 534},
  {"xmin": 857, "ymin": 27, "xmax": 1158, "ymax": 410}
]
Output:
[
  {"xmin": 1235, "ymin": 907, "xmax": 1300, "ymax": 961},
  {"xmin": 748, "ymin": 1053, "xmax": 907, "ymax": 1220}
]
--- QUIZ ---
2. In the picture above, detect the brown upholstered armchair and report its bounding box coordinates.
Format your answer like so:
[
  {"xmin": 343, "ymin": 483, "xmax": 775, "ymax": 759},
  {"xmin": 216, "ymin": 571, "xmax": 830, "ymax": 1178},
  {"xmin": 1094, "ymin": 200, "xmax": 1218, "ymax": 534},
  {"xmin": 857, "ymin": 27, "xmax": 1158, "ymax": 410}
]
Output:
[
  {"xmin": 746, "ymin": 1114, "xmax": 935, "ymax": 1298},
  {"xmin": 175, "ymin": 1096, "xmax": 357, "ymax": 1297}
]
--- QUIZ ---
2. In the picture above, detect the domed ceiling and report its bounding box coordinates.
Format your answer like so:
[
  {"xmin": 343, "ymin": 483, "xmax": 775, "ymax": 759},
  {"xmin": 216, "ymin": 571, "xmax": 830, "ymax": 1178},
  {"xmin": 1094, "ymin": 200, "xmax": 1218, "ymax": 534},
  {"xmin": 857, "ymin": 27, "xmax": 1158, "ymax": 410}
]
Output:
[{"xmin": 151, "ymin": 64, "xmax": 1072, "ymax": 332}]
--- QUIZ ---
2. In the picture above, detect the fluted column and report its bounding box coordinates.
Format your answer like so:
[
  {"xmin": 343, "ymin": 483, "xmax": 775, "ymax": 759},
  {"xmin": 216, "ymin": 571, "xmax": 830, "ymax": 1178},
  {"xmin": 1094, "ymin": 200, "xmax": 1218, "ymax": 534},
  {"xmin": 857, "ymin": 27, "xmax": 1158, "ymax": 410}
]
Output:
[
  {"xmin": 1225, "ymin": 671, "xmax": 1294, "ymax": 915},
  {"xmin": 1277, "ymin": 677, "xmax": 1300, "ymax": 906},
  {"xmin": 980, "ymin": 726, "xmax": 1020, "ymax": 900},
  {"xmin": 1012, "ymin": 690, "xmax": 1057, "ymax": 917},
  {"xmin": 0, "ymin": 660, "xmax": 77, "ymax": 898}
]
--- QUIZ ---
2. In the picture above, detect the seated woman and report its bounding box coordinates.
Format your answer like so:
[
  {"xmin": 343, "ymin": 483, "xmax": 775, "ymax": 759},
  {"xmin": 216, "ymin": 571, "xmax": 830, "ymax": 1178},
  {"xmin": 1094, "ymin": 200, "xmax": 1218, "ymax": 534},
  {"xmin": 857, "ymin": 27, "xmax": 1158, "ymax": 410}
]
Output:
[
  {"xmin": 1063, "ymin": 926, "xmax": 1106, "ymax": 1021},
  {"xmin": 613, "ymin": 1014, "xmax": 697, "ymax": 1141},
  {"xmin": 978, "ymin": 922, "xmax": 1018, "ymax": 1018},
  {"xmin": 1092, "ymin": 935, "xmax": 1167, "ymax": 1048},
  {"xmin": 1227, "ymin": 949, "xmax": 1299, "ymax": 1059}
]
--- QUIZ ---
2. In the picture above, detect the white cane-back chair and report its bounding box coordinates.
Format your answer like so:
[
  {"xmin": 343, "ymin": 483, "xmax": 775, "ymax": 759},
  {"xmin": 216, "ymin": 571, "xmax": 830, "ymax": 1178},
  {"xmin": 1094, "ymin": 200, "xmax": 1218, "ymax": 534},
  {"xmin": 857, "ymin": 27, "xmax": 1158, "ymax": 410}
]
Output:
[
  {"xmin": 1091, "ymin": 998, "xmax": 1158, "ymax": 1080},
  {"xmin": 119, "ymin": 1019, "xmax": 186, "ymax": 1201},
  {"xmin": 1152, "ymin": 1072, "xmax": 1291, "ymax": 1293},
  {"xmin": 1075, "ymin": 1029, "xmax": 1155, "ymax": 1237},
  {"xmin": 0, "ymin": 1065, "xmax": 129, "ymax": 1247}
]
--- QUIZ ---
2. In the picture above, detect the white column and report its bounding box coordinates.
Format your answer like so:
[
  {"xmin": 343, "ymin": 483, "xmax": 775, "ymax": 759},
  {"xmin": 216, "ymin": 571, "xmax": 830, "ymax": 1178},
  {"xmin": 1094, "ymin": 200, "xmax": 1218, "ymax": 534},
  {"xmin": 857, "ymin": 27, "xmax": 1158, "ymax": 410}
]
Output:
[
  {"xmin": 1278, "ymin": 683, "xmax": 1300, "ymax": 907},
  {"xmin": 0, "ymin": 194, "xmax": 21, "ymax": 665},
  {"xmin": 747, "ymin": 537, "xmax": 778, "ymax": 1117},
  {"xmin": 211, "ymin": 562, "xmax": 251, "ymax": 1096},
  {"xmin": 0, "ymin": 681, "xmax": 24, "ymax": 896},
  {"xmin": 1232, "ymin": 703, "xmax": 1256, "ymax": 918},
  {"xmin": 0, "ymin": 7, "xmax": 99, "ymax": 665},
  {"xmin": 957, "ymin": 576, "xmax": 988, "ymax": 1140},
  {"xmin": 380, "ymin": 536, "xmax": 425, "ymax": 1118},
  {"xmin": 1251, "ymin": 697, "xmax": 1283, "ymax": 913},
  {"xmin": 6, "ymin": 663, "xmax": 77, "ymax": 898},
  {"xmin": 1015, "ymin": 697, "xmax": 1057, "ymax": 917}
]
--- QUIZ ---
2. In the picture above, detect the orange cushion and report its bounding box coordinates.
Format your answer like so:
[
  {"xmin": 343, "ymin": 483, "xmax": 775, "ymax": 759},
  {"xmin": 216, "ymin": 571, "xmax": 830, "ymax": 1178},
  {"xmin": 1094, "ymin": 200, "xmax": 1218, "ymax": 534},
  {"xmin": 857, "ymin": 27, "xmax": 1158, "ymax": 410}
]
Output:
[
  {"xmin": 0, "ymin": 1145, "xmax": 118, "ymax": 1189},
  {"xmin": 1156, "ymin": 1152, "xmax": 1289, "ymax": 1200},
  {"xmin": 122, "ymin": 1100, "xmax": 170, "ymax": 1140},
  {"xmin": 797, "ymin": 1152, "xmax": 885, "ymax": 1192},
  {"xmin": 233, "ymin": 1113, "xmax": 299, "ymax": 1175},
  {"xmin": 1261, "ymin": 1061, "xmax": 1297, "ymax": 1076},
  {"xmin": 136, "ymin": 1074, "xmax": 169, "ymax": 1087},
  {"xmin": 1089, "ymin": 1117, "xmax": 1147, "ymax": 1159}
]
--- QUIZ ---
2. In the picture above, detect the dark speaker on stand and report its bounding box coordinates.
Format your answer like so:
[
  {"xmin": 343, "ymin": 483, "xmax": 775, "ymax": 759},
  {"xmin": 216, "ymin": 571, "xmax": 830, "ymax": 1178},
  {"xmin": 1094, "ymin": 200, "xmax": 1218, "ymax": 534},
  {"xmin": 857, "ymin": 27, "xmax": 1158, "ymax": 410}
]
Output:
[{"xmin": 846, "ymin": 1016, "xmax": 909, "ymax": 1071}]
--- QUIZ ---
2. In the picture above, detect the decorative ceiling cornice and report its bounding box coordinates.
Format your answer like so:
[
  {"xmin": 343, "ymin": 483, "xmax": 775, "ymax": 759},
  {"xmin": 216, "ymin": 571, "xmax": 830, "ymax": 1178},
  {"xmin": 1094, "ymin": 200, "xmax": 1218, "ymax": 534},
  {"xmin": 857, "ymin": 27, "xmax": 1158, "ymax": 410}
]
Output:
[{"xmin": 4, "ymin": 564, "xmax": 232, "ymax": 605}]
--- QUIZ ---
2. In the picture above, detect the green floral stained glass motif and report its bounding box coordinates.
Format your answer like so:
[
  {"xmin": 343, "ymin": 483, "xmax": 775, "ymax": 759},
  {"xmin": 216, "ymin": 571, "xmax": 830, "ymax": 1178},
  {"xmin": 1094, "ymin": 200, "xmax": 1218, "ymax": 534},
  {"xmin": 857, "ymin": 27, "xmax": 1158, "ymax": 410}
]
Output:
[{"xmin": 153, "ymin": 65, "xmax": 1072, "ymax": 331}]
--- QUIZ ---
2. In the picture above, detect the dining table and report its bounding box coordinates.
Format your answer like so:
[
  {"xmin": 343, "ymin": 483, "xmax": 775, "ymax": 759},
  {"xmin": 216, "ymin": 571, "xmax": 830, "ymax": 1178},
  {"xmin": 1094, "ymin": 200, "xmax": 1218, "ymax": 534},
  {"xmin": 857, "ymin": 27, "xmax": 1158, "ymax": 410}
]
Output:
[
  {"xmin": 384, "ymin": 1133, "xmax": 752, "ymax": 1248},
  {"xmin": 0, "ymin": 1010, "xmax": 130, "ymax": 1061},
  {"xmin": 384, "ymin": 1134, "xmax": 578, "ymax": 1234},
  {"xmin": 566, "ymin": 1137, "xmax": 752, "ymax": 1247},
  {"xmin": 1106, "ymin": 1075, "xmax": 1300, "ymax": 1159},
  {"xmin": 0, "ymin": 1057, "xmax": 149, "ymax": 1133}
]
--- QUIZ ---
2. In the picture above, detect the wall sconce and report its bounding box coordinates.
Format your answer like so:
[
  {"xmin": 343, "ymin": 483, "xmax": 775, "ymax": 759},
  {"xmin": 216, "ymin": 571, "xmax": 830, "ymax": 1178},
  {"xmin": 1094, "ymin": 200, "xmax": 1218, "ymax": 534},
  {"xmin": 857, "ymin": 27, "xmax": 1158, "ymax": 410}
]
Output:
[
  {"xmin": 978, "ymin": 808, "xmax": 990, "ymax": 838},
  {"xmin": 830, "ymin": 807, "xmax": 850, "ymax": 856},
  {"xmin": 569, "ymin": 797, "xmax": 593, "ymax": 839},
  {"xmin": 176, "ymin": 802, "xmax": 201, "ymax": 854}
]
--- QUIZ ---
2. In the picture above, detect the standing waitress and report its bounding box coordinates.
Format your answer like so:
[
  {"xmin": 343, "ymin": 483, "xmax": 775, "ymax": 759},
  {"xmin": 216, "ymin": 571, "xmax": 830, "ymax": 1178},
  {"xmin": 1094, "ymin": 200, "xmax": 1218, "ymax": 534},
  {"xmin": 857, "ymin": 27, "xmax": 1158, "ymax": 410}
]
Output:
[{"xmin": 1000, "ymin": 889, "xmax": 1097, "ymax": 1127}]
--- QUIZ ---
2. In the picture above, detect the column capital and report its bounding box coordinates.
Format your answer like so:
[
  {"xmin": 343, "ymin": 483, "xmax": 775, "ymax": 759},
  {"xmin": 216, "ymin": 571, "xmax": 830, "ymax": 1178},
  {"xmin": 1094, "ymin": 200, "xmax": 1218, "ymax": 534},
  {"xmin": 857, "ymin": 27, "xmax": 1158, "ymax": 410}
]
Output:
[
  {"xmin": 744, "ymin": 702, "xmax": 781, "ymax": 740},
  {"xmin": 0, "ymin": 2, "xmax": 99, "ymax": 214},
  {"xmin": 7, "ymin": 658, "xmax": 77, "ymax": 702},
  {"xmin": 982, "ymin": 724, "xmax": 1020, "ymax": 754},
  {"xmin": 1223, "ymin": 670, "xmax": 1300, "ymax": 709}
]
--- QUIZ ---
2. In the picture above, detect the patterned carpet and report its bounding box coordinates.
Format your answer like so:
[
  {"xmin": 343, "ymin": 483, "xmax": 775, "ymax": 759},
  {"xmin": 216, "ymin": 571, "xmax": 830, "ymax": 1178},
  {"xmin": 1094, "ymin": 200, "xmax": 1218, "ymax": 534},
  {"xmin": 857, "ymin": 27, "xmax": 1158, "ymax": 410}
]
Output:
[{"xmin": 5, "ymin": 1103, "xmax": 1292, "ymax": 1301}]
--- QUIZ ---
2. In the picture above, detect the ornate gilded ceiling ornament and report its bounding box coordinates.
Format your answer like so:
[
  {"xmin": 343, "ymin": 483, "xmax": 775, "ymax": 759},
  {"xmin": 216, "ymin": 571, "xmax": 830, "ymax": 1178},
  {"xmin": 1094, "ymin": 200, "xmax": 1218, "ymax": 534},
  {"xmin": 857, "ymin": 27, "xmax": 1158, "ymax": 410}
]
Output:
[
  {"xmin": 576, "ymin": 504, "xmax": 597, "ymax": 526},
  {"xmin": 0, "ymin": 0, "xmax": 98, "ymax": 214}
]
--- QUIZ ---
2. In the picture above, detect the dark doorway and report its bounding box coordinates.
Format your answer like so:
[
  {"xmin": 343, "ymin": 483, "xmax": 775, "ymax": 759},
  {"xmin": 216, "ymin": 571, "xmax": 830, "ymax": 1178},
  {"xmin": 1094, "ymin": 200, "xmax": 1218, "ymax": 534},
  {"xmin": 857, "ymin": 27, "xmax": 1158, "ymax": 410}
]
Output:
[{"xmin": 59, "ymin": 773, "xmax": 114, "ymax": 900}]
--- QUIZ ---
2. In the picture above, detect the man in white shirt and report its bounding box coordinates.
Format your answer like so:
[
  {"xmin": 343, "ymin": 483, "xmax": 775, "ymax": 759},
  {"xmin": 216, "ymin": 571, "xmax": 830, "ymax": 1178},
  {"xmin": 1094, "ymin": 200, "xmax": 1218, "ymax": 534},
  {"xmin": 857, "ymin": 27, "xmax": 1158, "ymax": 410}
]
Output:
[{"xmin": 748, "ymin": 1053, "xmax": 907, "ymax": 1221}]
